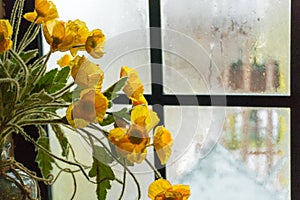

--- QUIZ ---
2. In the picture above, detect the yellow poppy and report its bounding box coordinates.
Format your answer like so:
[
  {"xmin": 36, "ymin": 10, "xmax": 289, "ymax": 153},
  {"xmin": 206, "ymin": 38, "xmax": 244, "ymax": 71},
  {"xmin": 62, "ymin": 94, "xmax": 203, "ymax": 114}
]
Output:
[
  {"xmin": 108, "ymin": 105, "xmax": 159, "ymax": 163},
  {"xmin": 120, "ymin": 66, "xmax": 148, "ymax": 105},
  {"xmin": 85, "ymin": 29, "xmax": 105, "ymax": 59},
  {"xmin": 148, "ymin": 179, "xmax": 190, "ymax": 200},
  {"xmin": 130, "ymin": 105, "xmax": 159, "ymax": 132},
  {"xmin": 66, "ymin": 103, "xmax": 90, "ymax": 128},
  {"xmin": 130, "ymin": 91, "xmax": 148, "ymax": 106},
  {"xmin": 42, "ymin": 19, "xmax": 74, "ymax": 52},
  {"xmin": 153, "ymin": 126, "xmax": 173, "ymax": 165},
  {"xmin": 24, "ymin": 0, "xmax": 58, "ymax": 24},
  {"xmin": 57, "ymin": 54, "xmax": 72, "ymax": 68},
  {"xmin": 108, "ymin": 125, "xmax": 150, "ymax": 163},
  {"xmin": 69, "ymin": 55, "xmax": 104, "ymax": 89},
  {"xmin": 66, "ymin": 19, "xmax": 90, "ymax": 56},
  {"xmin": 66, "ymin": 89, "xmax": 108, "ymax": 128},
  {"xmin": 0, "ymin": 20, "xmax": 13, "ymax": 53}
]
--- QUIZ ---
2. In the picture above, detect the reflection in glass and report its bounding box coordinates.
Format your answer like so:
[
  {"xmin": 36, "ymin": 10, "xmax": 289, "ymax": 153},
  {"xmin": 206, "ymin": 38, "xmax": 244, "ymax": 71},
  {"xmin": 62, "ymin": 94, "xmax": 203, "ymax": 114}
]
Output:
[
  {"xmin": 162, "ymin": 0, "xmax": 290, "ymax": 95},
  {"xmin": 166, "ymin": 107, "xmax": 290, "ymax": 200}
]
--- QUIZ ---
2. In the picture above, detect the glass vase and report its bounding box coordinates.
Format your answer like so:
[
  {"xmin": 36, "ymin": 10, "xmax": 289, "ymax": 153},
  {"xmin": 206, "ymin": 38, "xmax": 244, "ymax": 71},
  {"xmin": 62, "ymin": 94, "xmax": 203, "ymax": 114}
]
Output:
[{"xmin": 0, "ymin": 142, "xmax": 39, "ymax": 200}]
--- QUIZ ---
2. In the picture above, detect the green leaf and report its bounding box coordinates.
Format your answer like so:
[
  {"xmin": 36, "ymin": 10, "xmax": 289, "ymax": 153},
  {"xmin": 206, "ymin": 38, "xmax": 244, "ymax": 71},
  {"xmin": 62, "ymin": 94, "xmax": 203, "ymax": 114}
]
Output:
[
  {"xmin": 51, "ymin": 124, "xmax": 70, "ymax": 157},
  {"xmin": 99, "ymin": 114, "xmax": 115, "ymax": 126},
  {"xmin": 100, "ymin": 108, "xmax": 130, "ymax": 126},
  {"xmin": 54, "ymin": 66, "xmax": 70, "ymax": 83},
  {"xmin": 30, "ymin": 89, "xmax": 54, "ymax": 102},
  {"xmin": 19, "ymin": 49, "xmax": 39, "ymax": 64},
  {"xmin": 113, "ymin": 107, "xmax": 131, "ymax": 121},
  {"xmin": 92, "ymin": 146, "xmax": 114, "ymax": 164},
  {"xmin": 38, "ymin": 68, "xmax": 58, "ymax": 87},
  {"xmin": 34, "ymin": 67, "xmax": 71, "ymax": 94},
  {"xmin": 89, "ymin": 155, "xmax": 115, "ymax": 200},
  {"xmin": 103, "ymin": 77, "xmax": 127, "ymax": 100},
  {"xmin": 61, "ymin": 91, "xmax": 73, "ymax": 102},
  {"xmin": 35, "ymin": 137, "xmax": 55, "ymax": 178}
]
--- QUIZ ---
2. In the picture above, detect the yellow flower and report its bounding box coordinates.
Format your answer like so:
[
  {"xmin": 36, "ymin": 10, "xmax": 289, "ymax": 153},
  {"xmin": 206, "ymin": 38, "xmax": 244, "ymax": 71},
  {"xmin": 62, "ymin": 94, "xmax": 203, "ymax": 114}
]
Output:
[
  {"xmin": 108, "ymin": 105, "xmax": 159, "ymax": 163},
  {"xmin": 130, "ymin": 92, "xmax": 148, "ymax": 106},
  {"xmin": 66, "ymin": 89, "xmax": 108, "ymax": 128},
  {"xmin": 148, "ymin": 179, "xmax": 190, "ymax": 200},
  {"xmin": 0, "ymin": 20, "xmax": 13, "ymax": 53},
  {"xmin": 120, "ymin": 66, "xmax": 148, "ymax": 106},
  {"xmin": 153, "ymin": 126, "xmax": 173, "ymax": 165},
  {"xmin": 66, "ymin": 19, "xmax": 90, "ymax": 56},
  {"xmin": 24, "ymin": 0, "xmax": 59, "ymax": 24},
  {"xmin": 69, "ymin": 55, "xmax": 104, "ymax": 89},
  {"xmin": 57, "ymin": 54, "xmax": 72, "ymax": 68},
  {"xmin": 131, "ymin": 105, "xmax": 159, "ymax": 132},
  {"xmin": 108, "ymin": 125, "xmax": 150, "ymax": 163},
  {"xmin": 42, "ymin": 19, "xmax": 74, "ymax": 52},
  {"xmin": 85, "ymin": 29, "xmax": 105, "ymax": 59}
]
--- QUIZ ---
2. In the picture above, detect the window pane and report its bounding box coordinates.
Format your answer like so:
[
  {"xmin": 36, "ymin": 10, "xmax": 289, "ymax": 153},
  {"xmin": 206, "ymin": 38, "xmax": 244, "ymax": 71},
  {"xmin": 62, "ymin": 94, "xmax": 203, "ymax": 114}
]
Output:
[
  {"xmin": 161, "ymin": 0, "xmax": 290, "ymax": 95},
  {"xmin": 44, "ymin": 1, "xmax": 151, "ymax": 199},
  {"xmin": 49, "ymin": 105, "xmax": 154, "ymax": 199},
  {"xmin": 165, "ymin": 106, "xmax": 290, "ymax": 200},
  {"xmin": 44, "ymin": 0, "xmax": 151, "ymax": 93}
]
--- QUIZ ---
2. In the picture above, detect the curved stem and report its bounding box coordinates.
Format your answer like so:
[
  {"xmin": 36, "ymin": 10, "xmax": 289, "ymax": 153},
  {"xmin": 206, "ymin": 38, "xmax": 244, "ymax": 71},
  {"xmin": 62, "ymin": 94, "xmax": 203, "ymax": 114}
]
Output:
[
  {"xmin": 13, "ymin": 0, "xmax": 25, "ymax": 51},
  {"xmin": 145, "ymin": 158, "xmax": 162, "ymax": 179},
  {"xmin": 18, "ymin": 118, "xmax": 65, "ymax": 127},
  {"xmin": 11, "ymin": 125, "xmax": 97, "ymax": 184},
  {"xmin": 9, "ymin": 49, "xmax": 28, "ymax": 98},
  {"xmin": 14, "ymin": 103, "xmax": 69, "ymax": 119},
  {"xmin": 79, "ymin": 128, "xmax": 141, "ymax": 200},
  {"xmin": 53, "ymin": 82, "xmax": 75, "ymax": 99},
  {"xmin": 31, "ymin": 53, "xmax": 49, "ymax": 69},
  {"xmin": 17, "ymin": 24, "xmax": 41, "ymax": 54},
  {"xmin": 118, "ymin": 159, "xmax": 126, "ymax": 200},
  {"xmin": 16, "ymin": 16, "xmax": 38, "ymax": 53},
  {"xmin": 0, "ymin": 60, "xmax": 11, "ymax": 78},
  {"xmin": 0, "ymin": 78, "xmax": 20, "ymax": 106},
  {"xmin": 32, "ymin": 51, "xmax": 52, "ymax": 86},
  {"xmin": 10, "ymin": 110, "xmax": 61, "ymax": 125}
]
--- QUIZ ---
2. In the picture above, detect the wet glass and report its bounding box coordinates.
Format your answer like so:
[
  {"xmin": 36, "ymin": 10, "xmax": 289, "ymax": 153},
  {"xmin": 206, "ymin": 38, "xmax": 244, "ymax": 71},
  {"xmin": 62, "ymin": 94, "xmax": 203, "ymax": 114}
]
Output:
[
  {"xmin": 165, "ymin": 106, "xmax": 290, "ymax": 200},
  {"xmin": 161, "ymin": 0, "xmax": 290, "ymax": 95}
]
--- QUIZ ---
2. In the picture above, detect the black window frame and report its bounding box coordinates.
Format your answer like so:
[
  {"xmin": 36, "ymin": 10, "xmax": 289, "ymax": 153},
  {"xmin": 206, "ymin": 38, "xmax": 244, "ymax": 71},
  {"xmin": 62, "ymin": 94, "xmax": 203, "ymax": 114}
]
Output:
[{"xmin": 4, "ymin": 0, "xmax": 299, "ymax": 199}]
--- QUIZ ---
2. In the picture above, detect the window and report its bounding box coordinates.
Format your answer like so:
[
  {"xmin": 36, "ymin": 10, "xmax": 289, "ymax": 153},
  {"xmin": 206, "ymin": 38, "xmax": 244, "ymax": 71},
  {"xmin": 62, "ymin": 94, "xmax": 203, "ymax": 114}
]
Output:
[{"xmin": 6, "ymin": 0, "xmax": 298, "ymax": 199}]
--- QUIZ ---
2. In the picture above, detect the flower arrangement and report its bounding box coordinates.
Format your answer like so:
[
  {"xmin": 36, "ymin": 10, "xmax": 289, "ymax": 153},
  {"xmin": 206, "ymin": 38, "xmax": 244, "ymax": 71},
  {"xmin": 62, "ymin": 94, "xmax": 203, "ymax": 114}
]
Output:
[{"xmin": 0, "ymin": 0, "xmax": 190, "ymax": 199}]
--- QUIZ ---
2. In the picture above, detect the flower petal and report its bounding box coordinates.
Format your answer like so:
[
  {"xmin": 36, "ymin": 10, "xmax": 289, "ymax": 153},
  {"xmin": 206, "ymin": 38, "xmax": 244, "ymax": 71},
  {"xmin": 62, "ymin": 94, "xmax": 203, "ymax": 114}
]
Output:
[
  {"xmin": 153, "ymin": 126, "xmax": 173, "ymax": 165},
  {"xmin": 148, "ymin": 179, "xmax": 172, "ymax": 200}
]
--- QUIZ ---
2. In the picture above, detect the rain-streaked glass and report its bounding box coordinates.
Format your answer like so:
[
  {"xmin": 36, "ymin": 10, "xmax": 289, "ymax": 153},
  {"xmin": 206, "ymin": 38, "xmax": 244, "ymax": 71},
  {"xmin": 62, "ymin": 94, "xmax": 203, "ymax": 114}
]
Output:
[
  {"xmin": 44, "ymin": 0, "xmax": 151, "ymax": 93},
  {"xmin": 162, "ymin": 0, "xmax": 290, "ymax": 95},
  {"xmin": 44, "ymin": 1, "xmax": 151, "ymax": 199},
  {"xmin": 165, "ymin": 106, "xmax": 290, "ymax": 200}
]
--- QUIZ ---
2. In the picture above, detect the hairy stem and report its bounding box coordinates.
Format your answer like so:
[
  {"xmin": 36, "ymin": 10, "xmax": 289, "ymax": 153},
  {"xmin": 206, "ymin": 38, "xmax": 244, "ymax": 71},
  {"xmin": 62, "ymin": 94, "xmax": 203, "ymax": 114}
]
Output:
[{"xmin": 80, "ymin": 128, "xmax": 141, "ymax": 199}]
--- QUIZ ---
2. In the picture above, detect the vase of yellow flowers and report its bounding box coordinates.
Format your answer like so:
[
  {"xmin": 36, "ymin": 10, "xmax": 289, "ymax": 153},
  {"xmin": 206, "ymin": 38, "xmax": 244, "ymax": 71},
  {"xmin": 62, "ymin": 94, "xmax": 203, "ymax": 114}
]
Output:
[{"xmin": 0, "ymin": 0, "xmax": 190, "ymax": 199}]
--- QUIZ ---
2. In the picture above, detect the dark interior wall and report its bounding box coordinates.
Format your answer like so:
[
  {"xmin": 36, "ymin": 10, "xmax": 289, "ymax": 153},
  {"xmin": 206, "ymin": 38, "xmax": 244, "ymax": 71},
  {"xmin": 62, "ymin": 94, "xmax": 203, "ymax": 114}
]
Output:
[{"xmin": 3, "ymin": 0, "xmax": 50, "ymax": 199}]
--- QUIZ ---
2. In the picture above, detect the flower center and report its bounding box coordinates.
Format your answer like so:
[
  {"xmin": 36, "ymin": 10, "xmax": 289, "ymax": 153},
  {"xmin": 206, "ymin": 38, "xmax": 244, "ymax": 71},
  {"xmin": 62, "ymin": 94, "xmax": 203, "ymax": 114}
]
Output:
[
  {"xmin": 128, "ymin": 127, "xmax": 144, "ymax": 144},
  {"xmin": 0, "ymin": 34, "xmax": 4, "ymax": 42}
]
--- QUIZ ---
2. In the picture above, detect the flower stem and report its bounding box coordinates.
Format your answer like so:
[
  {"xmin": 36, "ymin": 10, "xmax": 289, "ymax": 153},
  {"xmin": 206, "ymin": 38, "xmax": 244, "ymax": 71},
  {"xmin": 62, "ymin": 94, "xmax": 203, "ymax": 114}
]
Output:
[
  {"xmin": 32, "ymin": 51, "xmax": 52, "ymax": 86},
  {"xmin": 17, "ymin": 16, "xmax": 39, "ymax": 53},
  {"xmin": 9, "ymin": 49, "xmax": 28, "ymax": 99},
  {"xmin": 11, "ymin": 124, "xmax": 97, "ymax": 184},
  {"xmin": 53, "ymin": 82, "xmax": 75, "ymax": 98},
  {"xmin": 118, "ymin": 159, "xmax": 127, "ymax": 200},
  {"xmin": 80, "ymin": 128, "xmax": 142, "ymax": 200},
  {"xmin": 13, "ymin": 0, "xmax": 25, "ymax": 51},
  {"xmin": 18, "ymin": 118, "xmax": 65, "ymax": 127},
  {"xmin": 145, "ymin": 158, "xmax": 162, "ymax": 179}
]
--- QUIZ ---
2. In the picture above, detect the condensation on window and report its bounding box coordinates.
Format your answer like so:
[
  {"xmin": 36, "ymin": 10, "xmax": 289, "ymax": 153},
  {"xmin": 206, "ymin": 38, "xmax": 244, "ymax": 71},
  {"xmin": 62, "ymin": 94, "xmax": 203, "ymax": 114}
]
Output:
[
  {"xmin": 45, "ymin": 1, "xmax": 152, "ymax": 199},
  {"xmin": 165, "ymin": 106, "xmax": 290, "ymax": 200},
  {"xmin": 44, "ymin": 0, "xmax": 151, "ymax": 93},
  {"xmin": 162, "ymin": 0, "xmax": 290, "ymax": 95}
]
